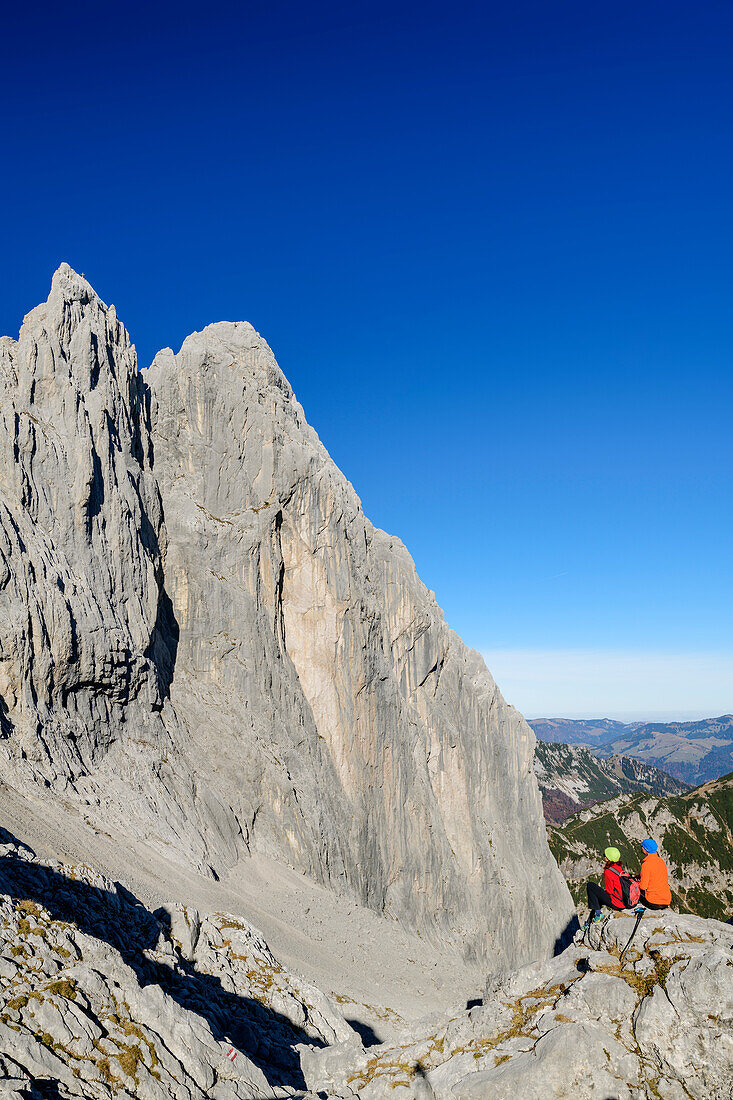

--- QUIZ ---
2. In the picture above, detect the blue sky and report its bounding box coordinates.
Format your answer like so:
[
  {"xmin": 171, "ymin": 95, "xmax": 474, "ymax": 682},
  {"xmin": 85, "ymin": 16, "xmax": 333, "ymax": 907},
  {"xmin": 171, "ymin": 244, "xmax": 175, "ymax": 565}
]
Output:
[{"xmin": 2, "ymin": 1, "xmax": 731, "ymax": 718}]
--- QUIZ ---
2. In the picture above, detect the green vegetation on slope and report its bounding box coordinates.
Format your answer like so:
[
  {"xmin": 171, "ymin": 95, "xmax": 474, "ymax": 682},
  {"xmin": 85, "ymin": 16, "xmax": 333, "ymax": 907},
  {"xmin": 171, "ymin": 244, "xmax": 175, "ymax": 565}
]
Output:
[
  {"xmin": 531, "ymin": 715, "xmax": 733, "ymax": 785},
  {"xmin": 535, "ymin": 740, "xmax": 687, "ymax": 824}
]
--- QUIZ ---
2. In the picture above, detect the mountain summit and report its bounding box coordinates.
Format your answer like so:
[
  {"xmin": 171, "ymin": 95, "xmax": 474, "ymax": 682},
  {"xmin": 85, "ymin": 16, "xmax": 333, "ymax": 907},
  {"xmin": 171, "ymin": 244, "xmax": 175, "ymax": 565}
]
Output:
[{"xmin": 0, "ymin": 266, "xmax": 573, "ymax": 967}]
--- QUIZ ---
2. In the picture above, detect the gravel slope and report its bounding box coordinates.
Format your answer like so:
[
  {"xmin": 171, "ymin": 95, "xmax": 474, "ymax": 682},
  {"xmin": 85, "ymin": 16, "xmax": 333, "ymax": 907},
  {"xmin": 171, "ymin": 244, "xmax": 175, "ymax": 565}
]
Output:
[{"xmin": 0, "ymin": 781, "xmax": 482, "ymax": 1044}]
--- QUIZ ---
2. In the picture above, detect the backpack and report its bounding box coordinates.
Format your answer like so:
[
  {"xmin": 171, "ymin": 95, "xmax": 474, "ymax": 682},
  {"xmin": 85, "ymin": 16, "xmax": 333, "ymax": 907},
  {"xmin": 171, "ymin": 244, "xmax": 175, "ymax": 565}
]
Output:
[{"xmin": 609, "ymin": 867, "xmax": 641, "ymax": 908}]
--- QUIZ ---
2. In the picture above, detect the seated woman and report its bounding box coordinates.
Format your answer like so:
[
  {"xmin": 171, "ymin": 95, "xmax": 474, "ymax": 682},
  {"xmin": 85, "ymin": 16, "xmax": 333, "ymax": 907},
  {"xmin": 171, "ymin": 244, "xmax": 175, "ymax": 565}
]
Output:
[{"xmin": 585, "ymin": 846, "xmax": 634, "ymax": 925}]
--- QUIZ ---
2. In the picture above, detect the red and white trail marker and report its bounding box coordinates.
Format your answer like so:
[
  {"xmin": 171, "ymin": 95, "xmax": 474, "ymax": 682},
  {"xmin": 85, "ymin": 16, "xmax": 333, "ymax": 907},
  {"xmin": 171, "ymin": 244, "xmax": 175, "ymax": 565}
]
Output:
[{"xmin": 227, "ymin": 1047, "xmax": 238, "ymax": 1062}]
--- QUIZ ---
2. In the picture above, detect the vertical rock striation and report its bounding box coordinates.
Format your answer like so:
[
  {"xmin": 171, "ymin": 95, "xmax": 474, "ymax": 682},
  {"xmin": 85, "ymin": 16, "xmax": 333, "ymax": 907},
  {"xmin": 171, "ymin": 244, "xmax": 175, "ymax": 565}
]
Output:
[
  {"xmin": 0, "ymin": 264, "xmax": 169, "ymax": 771},
  {"xmin": 0, "ymin": 267, "xmax": 574, "ymax": 969}
]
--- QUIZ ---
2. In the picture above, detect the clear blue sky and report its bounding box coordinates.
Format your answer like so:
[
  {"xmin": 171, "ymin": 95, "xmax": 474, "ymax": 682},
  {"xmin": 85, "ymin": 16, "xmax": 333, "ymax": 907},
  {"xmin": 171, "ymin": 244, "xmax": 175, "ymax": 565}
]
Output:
[{"xmin": 2, "ymin": 1, "xmax": 731, "ymax": 716}]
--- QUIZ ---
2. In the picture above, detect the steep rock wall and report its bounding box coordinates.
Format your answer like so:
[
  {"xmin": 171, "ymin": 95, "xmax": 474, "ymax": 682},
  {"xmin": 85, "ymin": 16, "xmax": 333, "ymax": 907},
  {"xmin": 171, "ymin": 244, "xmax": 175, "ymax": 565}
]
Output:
[
  {"xmin": 0, "ymin": 265, "xmax": 168, "ymax": 770},
  {"xmin": 147, "ymin": 319, "xmax": 573, "ymax": 963},
  {"xmin": 0, "ymin": 267, "xmax": 574, "ymax": 968}
]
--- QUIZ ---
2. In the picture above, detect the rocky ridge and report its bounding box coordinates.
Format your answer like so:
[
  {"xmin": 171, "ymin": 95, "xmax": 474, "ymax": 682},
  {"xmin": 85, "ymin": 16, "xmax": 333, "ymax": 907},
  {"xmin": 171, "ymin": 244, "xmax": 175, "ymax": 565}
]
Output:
[
  {"xmin": 531, "ymin": 716, "xmax": 733, "ymax": 785},
  {"xmin": 301, "ymin": 906, "xmax": 733, "ymax": 1099},
  {"xmin": 0, "ymin": 265, "xmax": 573, "ymax": 968},
  {"xmin": 534, "ymin": 741, "xmax": 687, "ymax": 824}
]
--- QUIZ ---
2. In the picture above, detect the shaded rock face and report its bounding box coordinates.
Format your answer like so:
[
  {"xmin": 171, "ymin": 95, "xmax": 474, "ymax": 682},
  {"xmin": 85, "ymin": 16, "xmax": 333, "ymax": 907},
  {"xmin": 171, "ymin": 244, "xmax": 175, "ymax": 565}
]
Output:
[{"xmin": 0, "ymin": 267, "xmax": 573, "ymax": 967}]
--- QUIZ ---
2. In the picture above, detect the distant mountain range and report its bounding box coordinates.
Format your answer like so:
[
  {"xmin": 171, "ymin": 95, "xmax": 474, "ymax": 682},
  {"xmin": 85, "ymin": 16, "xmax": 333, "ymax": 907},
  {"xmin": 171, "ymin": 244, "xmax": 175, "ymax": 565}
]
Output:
[
  {"xmin": 530, "ymin": 714, "xmax": 733, "ymax": 785},
  {"xmin": 534, "ymin": 741, "xmax": 688, "ymax": 824},
  {"xmin": 547, "ymin": 772, "xmax": 733, "ymax": 921}
]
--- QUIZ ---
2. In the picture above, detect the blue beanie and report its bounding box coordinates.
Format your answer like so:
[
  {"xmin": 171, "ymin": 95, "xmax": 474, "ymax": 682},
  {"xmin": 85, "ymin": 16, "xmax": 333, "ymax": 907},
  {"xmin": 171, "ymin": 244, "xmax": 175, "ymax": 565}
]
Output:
[{"xmin": 642, "ymin": 838, "xmax": 658, "ymax": 853}]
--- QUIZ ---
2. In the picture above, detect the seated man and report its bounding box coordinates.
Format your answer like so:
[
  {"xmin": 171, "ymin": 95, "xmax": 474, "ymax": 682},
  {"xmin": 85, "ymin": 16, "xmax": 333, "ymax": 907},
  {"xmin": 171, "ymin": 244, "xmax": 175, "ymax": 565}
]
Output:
[{"xmin": 638, "ymin": 838, "xmax": 672, "ymax": 909}]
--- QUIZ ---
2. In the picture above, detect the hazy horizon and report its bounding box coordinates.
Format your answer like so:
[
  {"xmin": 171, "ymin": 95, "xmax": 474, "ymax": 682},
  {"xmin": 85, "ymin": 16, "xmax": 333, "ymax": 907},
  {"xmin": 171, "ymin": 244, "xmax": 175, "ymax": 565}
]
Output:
[
  {"xmin": 525, "ymin": 711, "xmax": 728, "ymax": 723},
  {"xmin": 483, "ymin": 649, "xmax": 733, "ymax": 724}
]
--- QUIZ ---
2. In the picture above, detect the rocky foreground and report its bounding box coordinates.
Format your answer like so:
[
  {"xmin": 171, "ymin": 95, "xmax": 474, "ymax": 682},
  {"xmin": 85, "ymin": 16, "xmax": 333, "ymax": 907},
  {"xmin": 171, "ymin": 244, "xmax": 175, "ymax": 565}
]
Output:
[
  {"xmin": 315, "ymin": 912, "xmax": 733, "ymax": 1100},
  {"xmin": 1, "ymin": 832, "xmax": 730, "ymax": 1100},
  {"xmin": 0, "ymin": 830, "xmax": 354, "ymax": 1099}
]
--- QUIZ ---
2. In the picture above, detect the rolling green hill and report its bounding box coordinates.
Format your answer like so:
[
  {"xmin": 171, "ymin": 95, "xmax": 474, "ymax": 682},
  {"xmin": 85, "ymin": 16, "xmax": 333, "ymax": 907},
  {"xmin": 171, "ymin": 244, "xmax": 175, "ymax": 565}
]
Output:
[{"xmin": 548, "ymin": 772, "xmax": 733, "ymax": 921}]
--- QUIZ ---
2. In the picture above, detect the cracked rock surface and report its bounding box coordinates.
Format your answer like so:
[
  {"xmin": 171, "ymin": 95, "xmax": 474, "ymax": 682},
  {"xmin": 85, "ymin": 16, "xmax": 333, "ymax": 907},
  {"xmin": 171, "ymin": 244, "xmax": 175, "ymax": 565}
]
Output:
[
  {"xmin": 302, "ymin": 909, "xmax": 733, "ymax": 1100},
  {"xmin": 0, "ymin": 831, "xmax": 353, "ymax": 1099}
]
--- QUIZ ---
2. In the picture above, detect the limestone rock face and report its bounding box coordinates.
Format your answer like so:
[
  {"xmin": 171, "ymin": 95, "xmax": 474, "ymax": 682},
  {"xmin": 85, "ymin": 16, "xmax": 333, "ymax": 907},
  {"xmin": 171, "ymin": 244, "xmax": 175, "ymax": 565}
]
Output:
[
  {"xmin": 0, "ymin": 266, "xmax": 574, "ymax": 968},
  {"xmin": 0, "ymin": 268, "xmax": 224, "ymax": 871},
  {"xmin": 146, "ymin": 320, "xmax": 573, "ymax": 965},
  {"xmin": 0, "ymin": 265, "xmax": 170, "ymax": 772}
]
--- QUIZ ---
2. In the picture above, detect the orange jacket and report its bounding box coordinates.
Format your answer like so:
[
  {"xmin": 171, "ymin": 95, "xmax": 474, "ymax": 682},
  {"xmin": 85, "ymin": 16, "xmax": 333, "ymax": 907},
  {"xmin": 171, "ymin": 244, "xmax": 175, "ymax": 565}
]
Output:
[{"xmin": 639, "ymin": 852, "xmax": 671, "ymax": 905}]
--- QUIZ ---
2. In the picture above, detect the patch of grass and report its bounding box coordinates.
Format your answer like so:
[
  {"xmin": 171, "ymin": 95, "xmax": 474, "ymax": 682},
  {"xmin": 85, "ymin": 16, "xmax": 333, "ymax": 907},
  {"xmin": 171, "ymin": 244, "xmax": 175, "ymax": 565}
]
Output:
[
  {"xmin": 115, "ymin": 1045, "xmax": 144, "ymax": 1080},
  {"xmin": 97, "ymin": 1057, "xmax": 118, "ymax": 1085},
  {"xmin": 118, "ymin": 1019, "xmax": 160, "ymax": 1078},
  {"xmin": 46, "ymin": 979, "xmax": 77, "ymax": 1001},
  {"xmin": 217, "ymin": 916, "xmax": 246, "ymax": 930},
  {"xmin": 16, "ymin": 900, "xmax": 42, "ymax": 920}
]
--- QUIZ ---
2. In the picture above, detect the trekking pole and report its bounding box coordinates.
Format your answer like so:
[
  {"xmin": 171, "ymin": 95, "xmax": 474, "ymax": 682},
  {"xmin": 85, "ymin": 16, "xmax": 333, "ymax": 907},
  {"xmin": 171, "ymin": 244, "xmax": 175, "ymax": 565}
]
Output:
[{"xmin": 619, "ymin": 908, "xmax": 644, "ymax": 966}]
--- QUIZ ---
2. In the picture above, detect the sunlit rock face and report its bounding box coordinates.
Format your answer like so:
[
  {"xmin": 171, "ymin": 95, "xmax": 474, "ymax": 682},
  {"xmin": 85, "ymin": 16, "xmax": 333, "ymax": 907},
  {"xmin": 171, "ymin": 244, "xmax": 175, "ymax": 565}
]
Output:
[{"xmin": 0, "ymin": 267, "xmax": 573, "ymax": 967}]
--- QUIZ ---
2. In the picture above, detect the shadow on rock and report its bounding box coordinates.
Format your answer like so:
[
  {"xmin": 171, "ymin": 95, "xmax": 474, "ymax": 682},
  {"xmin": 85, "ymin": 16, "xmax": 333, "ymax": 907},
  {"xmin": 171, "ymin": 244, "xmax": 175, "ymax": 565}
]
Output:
[
  {"xmin": 345, "ymin": 1017, "xmax": 382, "ymax": 1048},
  {"xmin": 552, "ymin": 913, "xmax": 580, "ymax": 956},
  {"xmin": 0, "ymin": 833, "xmax": 324, "ymax": 1090},
  {"xmin": 27, "ymin": 1083, "xmax": 65, "ymax": 1100}
]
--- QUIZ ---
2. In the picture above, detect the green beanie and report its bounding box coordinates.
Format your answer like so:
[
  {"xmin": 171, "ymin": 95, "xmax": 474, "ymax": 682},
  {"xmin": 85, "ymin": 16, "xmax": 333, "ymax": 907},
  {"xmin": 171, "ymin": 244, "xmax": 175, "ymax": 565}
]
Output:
[{"xmin": 604, "ymin": 846, "xmax": 621, "ymax": 862}]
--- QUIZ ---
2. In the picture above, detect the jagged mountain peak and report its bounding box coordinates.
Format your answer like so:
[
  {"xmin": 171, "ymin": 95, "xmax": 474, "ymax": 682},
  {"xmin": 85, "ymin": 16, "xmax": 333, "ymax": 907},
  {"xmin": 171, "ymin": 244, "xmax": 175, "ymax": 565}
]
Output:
[
  {"xmin": 149, "ymin": 318, "xmax": 295, "ymax": 409},
  {"xmin": 50, "ymin": 260, "xmax": 99, "ymax": 300}
]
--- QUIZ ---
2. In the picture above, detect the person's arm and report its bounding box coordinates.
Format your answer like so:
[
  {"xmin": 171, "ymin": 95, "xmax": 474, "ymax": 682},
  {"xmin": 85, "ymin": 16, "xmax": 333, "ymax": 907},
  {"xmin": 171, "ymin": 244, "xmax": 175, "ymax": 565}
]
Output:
[{"xmin": 639, "ymin": 859, "xmax": 650, "ymax": 893}]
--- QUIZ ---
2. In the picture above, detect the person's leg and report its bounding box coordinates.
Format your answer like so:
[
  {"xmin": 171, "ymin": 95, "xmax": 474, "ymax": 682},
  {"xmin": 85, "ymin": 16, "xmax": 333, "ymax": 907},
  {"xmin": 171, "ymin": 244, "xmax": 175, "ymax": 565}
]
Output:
[
  {"xmin": 640, "ymin": 892, "xmax": 667, "ymax": 910},
  {"xmin": 587, "ymin": 881, "xmax": 615, "ymax": 911}
]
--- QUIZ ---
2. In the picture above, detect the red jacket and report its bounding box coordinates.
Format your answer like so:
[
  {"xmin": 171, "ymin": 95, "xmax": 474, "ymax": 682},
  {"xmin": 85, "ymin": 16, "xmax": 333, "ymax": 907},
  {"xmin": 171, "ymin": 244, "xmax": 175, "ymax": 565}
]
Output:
[{"xmin": 603, "ymin": 862, "xmax": 627, "ymax": 909}]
